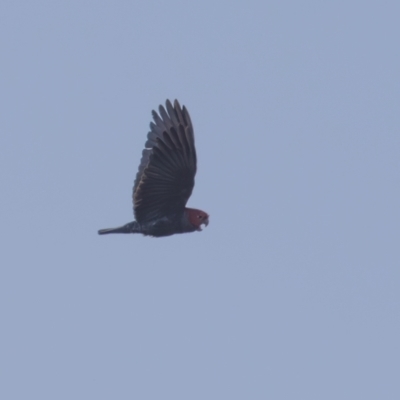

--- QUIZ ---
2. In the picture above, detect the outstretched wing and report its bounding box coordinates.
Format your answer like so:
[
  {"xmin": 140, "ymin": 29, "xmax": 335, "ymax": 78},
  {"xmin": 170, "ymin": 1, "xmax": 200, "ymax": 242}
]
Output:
[{"xmin": 133, "ymin": 100, "xmax": 197, "ymax": 223}]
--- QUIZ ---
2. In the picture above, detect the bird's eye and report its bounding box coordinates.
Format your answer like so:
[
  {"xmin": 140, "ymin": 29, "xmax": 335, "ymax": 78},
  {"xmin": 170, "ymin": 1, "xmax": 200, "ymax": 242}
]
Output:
[{"xmin": 198, "ymin": 215, "xmax": 203, "ymax": 219}]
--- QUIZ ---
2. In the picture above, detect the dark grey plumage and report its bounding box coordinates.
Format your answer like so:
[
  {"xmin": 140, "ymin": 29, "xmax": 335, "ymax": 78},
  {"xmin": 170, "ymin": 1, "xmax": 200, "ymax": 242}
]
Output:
[{"xmin": 98, "ymin": 99, "xmax": 208, "ymax": 237}]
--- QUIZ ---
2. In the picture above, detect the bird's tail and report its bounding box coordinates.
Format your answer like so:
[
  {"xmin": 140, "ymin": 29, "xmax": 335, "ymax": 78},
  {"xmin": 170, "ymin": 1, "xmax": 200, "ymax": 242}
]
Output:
[{"xmin": 98, "ymin": 221, "xmax": 139, "ymax": 235}]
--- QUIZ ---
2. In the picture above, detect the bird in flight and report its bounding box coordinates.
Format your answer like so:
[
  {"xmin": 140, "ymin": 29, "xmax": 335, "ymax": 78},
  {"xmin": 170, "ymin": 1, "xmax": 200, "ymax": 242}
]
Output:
[{"xmin": 98, "ymin": 99, "xmax": 209, "ymax": 237}]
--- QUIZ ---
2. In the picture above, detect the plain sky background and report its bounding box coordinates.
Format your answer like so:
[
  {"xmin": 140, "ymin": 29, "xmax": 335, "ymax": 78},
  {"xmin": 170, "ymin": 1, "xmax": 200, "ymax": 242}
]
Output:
[{"xmin": 1, "ymin": 1, "xmax": 399, "ymax": 399}]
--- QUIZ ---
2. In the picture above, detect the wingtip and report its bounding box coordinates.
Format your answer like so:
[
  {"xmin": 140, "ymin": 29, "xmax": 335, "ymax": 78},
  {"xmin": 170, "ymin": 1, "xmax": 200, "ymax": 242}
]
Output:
[{"xmin": 173, "ymin": 99, "xmax": 181, "ymax": 109}]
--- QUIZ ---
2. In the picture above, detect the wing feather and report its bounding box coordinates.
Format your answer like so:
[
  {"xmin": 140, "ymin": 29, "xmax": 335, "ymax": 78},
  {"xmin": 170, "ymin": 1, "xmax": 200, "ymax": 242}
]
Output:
[{"xmin": 133, "ymin": 100, "xmax": 197, "ymax": 223}]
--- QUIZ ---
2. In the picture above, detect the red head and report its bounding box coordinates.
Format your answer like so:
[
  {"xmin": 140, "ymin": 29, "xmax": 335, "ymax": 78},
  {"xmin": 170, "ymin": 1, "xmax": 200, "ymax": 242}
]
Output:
[{"xmin": 185, "ymin": 208, "xmax": 209, "ymax": 231}]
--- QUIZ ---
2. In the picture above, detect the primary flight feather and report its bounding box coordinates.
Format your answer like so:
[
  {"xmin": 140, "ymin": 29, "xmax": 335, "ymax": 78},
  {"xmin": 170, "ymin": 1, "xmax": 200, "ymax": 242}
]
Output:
[{"xmin": 98, "ymin": 99, "xmax": 209, "ymax": 237}]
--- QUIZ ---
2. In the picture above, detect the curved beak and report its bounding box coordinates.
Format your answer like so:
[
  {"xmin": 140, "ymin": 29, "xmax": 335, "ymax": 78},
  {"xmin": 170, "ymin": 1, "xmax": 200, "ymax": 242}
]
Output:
[
  {"xmin": 201, "ymin": 217, "xmax": 209, "ymax": 229},
  {"xmin": 197, "ymin": 217, "xmax": 209, "ymax": 231}
]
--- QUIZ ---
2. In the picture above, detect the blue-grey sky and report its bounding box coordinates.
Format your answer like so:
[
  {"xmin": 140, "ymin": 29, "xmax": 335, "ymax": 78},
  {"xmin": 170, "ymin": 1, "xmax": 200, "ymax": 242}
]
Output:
[{"xmin": 1, "ymin": 1, "xmax": 399, "ymax": 399}]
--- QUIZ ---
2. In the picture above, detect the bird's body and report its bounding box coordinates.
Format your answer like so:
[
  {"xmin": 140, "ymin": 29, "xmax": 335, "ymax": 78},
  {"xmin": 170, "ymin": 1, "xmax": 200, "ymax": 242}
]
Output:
[
  {"xmin": 98, "ymin": 209, "xmax": 205, "ymax": 237},
  {"xmin": 98, "ymin": 100, "xmax": 209, "ymax": 237}
]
